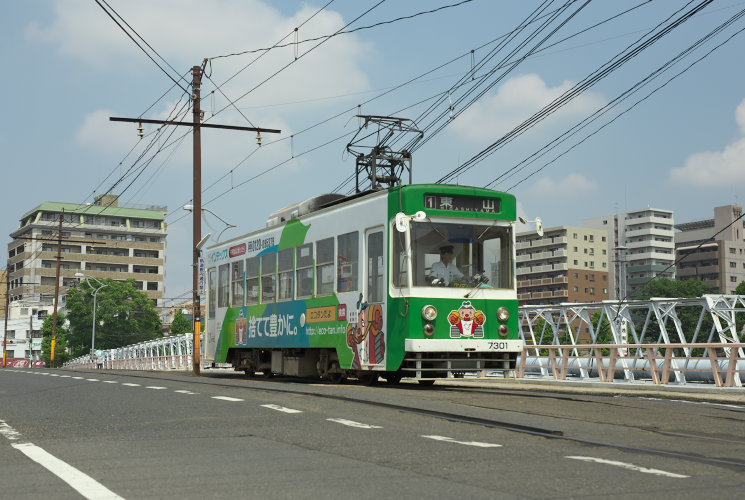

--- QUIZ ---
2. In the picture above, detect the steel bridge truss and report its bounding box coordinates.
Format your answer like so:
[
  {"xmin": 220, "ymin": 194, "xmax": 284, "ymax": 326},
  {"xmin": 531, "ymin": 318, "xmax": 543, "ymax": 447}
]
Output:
[{"xmin": 519, "ymin": 295, "xmax": 745, "ymax": 387}]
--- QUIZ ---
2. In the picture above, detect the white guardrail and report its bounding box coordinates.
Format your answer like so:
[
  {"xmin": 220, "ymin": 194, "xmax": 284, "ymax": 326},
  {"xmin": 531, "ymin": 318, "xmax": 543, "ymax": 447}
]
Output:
[{"xmin": 62, "ymin": 295, "xmax": 745, "ymax": 388}]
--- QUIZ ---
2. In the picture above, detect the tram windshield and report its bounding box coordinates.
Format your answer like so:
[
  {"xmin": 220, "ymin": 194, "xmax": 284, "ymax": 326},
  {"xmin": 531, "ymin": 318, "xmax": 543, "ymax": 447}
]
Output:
[{"xmin": 393, "ymin": 220, "xmax": 514, "ymax": 289}]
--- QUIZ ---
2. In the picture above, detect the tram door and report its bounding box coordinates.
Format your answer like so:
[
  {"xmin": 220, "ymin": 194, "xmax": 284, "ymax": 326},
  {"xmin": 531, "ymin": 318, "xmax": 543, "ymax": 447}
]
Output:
[{"xmin": 359, "ymin": 227, "xmax": 386, "ymax": 369}]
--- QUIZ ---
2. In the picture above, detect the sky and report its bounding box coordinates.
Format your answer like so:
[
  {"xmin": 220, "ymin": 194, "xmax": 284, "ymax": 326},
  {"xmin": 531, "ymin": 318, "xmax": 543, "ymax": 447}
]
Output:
[{"xmin": 3, "ymin": 0, "xmax": 745, "ymax": 307}]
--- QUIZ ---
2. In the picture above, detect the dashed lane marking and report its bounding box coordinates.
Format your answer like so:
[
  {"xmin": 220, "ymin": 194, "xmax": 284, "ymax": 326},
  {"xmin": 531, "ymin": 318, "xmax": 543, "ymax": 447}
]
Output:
[
  {"xmin": 212, "ymin": 396, "xmax": 244, "ymax": 402},
  {"xmin": 422, "ymin": 435, "xmax": 502, "ymax": 448},
  {"xmin": 174, "ymin": 390, "xmax": 198, "ymax": 395},
  {"xmin": 261, "ymin": 404, "xmax": 302, "ymax": 414},
  {"xmin": 326, "ymin": 418, "xmax": 382, "ymax": 429},
  {"xmin": 121, "ymin": 383, "xmax": 141, "ymax": 387},
  {"xmin": 145, "ymin": 386, "xmax": 167, "ymax": 390},
  {"xmin": 566, "ymin": 456, "xmax": 689, "ymax": 478},
  {"xmin": 102, "ymin": 381, "xmax": 118, "ymax": 384}
]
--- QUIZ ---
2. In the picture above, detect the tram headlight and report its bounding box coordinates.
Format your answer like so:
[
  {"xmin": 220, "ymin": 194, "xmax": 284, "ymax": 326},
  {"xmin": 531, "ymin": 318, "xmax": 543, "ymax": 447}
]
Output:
[
  {"xmin": 422, "ymin": 305, "xmax": 438, "ymax": 321},
  {"xmin": 497, "ymin": 307, "xmax": 510, "ymax": 322}
]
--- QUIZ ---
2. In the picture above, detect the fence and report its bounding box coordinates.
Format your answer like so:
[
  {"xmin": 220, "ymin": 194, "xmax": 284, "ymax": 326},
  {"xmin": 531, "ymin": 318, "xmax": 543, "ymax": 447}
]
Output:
[{"xmin": 62, "ymin": 295, "xmax": 745, "ymax": 388}]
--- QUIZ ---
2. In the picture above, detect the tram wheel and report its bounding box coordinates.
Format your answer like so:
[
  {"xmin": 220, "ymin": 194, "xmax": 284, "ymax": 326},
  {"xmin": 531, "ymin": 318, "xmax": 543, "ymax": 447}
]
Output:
[
  {"xmin": 384, "ymin": 374, "xmax": 402, "ymax": 384},
  {"xmin": 244, "ymin": 370, "xmax": 256, "ymax": 377},
  {"xmin": 358, "ymin": 372, "xmax": 379, "ymax": 386}
]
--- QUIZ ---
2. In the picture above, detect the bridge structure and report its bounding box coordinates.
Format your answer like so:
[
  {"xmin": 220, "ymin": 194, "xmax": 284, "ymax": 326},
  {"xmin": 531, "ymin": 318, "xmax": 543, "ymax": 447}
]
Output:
[{"xmin": 62, "ymin": 295, "xmax": 745, "ymax": 388}]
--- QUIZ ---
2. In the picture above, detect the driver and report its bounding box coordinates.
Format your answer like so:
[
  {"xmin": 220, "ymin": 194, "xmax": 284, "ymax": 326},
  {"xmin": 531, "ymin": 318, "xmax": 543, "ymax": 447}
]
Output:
[{"xmin": 429, "ymin": 245, "xmax": 464, "ymax": 286}]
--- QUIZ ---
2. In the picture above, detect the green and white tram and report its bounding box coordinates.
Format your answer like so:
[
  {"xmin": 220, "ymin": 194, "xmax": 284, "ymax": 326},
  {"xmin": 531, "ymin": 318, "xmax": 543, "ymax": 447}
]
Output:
[{"xmin": 202, "ymin": 184, "xmax": 523, "ymax": 383}]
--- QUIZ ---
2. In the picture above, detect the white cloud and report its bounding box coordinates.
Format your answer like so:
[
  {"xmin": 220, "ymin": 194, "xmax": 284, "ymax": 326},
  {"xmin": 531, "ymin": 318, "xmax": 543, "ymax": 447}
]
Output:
[
  {"xmin": 449, "ymin": 74, "xmax": 607, "ymax": 143},
  {"xmin": 527, "ymin": 173, "xmax": 598, "ymax": 198},
  {"xmin": 76, "ymin": 109, "xmax": 137, "ymax": 152},
  {"xmin": 669, "ymin": 98, "xmax": 745, "ymax": 187}
]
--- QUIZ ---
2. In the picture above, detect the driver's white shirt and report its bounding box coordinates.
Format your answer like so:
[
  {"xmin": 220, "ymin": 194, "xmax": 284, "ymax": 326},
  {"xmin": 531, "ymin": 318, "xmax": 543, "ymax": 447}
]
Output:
[{"xmin": 430, "ymin": 260, "xmax": 463, "ymax": 285}]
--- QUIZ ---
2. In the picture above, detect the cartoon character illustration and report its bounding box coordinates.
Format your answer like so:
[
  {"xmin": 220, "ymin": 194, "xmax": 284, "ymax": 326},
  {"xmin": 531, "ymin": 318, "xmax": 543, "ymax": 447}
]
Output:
[
  {"xmin": 347, "ymin": 294, "xmax": 385, "ymax": 369},
  {"xmin": 448, "ymin": 301, "xmax": 486, "ymax": 338},
  {"xmin": 235, "ymin": 309, "xmax": 248, "ymax": 345}
]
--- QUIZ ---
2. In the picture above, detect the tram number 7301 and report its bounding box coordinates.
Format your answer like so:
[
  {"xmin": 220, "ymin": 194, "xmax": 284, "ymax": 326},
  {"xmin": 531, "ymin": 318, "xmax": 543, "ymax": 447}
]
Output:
[{"xmin": 487, "ymin": 341, "xmax": 511, "ymax": 351}]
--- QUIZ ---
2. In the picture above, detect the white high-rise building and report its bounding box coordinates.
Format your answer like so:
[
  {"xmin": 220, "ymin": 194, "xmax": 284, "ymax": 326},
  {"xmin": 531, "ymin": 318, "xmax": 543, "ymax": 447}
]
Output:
[{"xmin": 584, "ymin": 208, "xmax": 675, "ymax": 298}]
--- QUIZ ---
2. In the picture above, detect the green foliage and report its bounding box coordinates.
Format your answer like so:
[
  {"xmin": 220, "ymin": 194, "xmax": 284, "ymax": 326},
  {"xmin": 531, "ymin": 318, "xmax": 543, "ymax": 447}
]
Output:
[
  {"xmin": 66, "ymin": 279, "xmax": 162, "ymax": 357},
  {"xmin": 636, "ymin": 277, "xmax": 714, "ymax": 299},
  {"xmin": 40, "ymin": 312, "xmax": 71, "ymax": 367},
  {"xmin": 737, "ymin": 281, "xmax": 745, "ymax": 295},
  {"xmin": 637, "ymin": 277, "xmax": 714, "ymax": 345},
  {"xmin": 169, "ymin": 311, "xmax": 192, "ymax": 335}
]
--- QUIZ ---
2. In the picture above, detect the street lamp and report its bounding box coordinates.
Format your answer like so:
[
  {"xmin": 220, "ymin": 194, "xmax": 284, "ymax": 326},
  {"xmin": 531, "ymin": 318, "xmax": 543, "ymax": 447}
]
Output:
[{"xmin": 74, "ymin": 273, "xmax": 108, "ymax": 355}]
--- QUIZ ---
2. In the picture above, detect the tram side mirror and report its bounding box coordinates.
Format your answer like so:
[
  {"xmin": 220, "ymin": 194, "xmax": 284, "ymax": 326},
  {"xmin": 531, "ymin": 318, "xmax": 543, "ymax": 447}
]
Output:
[
  {"xmin": 412, "ymin": 211, "xmax": 426, "ymax": 221},
  {"xmin": 395, "ymin": 212, "xmax": 409, "ymax": 232}
]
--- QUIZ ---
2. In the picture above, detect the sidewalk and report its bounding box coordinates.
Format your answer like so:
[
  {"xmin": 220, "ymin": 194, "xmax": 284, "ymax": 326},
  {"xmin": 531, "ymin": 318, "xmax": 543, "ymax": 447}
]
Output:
[{"xmin": 434, "ymin": 376, "xmax": 745, "ymax": 404}]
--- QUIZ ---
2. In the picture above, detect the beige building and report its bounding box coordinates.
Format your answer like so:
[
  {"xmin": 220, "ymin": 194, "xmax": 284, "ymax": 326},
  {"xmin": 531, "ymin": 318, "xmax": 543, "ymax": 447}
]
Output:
[
  {"xmin": 0, "ymin": 269, "xmax": 6, "ymax": 318},
  {"xmin": 675, "ymin": 204, "xmax": 745, "ymax": 293},
  {"xmin": 517, "ymin": 226, "xmax": 610, "ymax": 305},
  {"xmin": 7, "ymin": 194, "xmax": 167, "ymax": 310}
]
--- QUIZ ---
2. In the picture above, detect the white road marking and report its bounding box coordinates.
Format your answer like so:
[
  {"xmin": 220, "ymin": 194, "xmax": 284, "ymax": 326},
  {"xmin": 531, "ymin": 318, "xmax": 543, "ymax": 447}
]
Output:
[
  {"xmin": 0, "ymin": 419, "xmax": 124, "ymax": 499},
  {"xmin": 261, "ymin": 404, "xmax": 302, "ymax": 414},
  {"xmin": 59, "ymin": 375, "xmax": 72, "ymax": 378},
  {"xmin": 635, "ymin": 396, "xmax": 744, "ymax": 410},
  {"xmin": 212, "ymin": 396, "xmax": 244, "ymax": 402},
  {"xmin": 102, "ymin": 381, "xmax": 118, "ymax": 384},
  {"xmin": 0, "ymin": 420, "xmax": 24, "ymax": 441},
  {"xmin": 422, "ymin": 435, "xmax": 502, "ymax": 448},
  {"xmin": 86, "ymin": 379, "xmax": 100, "ymax": 382},
  {"xmin": 13, "ymin": 443, "xmax": 125, "ymax": 499},
  {"xmin": 566, "ymin": 456, "xmax": 689, "ymax": 478},
  {"xmin": 72, "ymin": 377, "xmax": 84, "ymax": 380},
  {"xmin": 121, "ymin": 383, "xmax": 141, "ymax": 387},
  {"xmin": 327, "ymin": 418, "xmax": 382, "ymax": 429},
  {"xmin": 48, "ymin": 374, "xmax": 60, "ymax": 377},
  {"xmin": 146, "ymin": 386, "xmax": 167, "ymax": 390},
  {"xmin": 174, "ymin": 390, "xmax": 197, "ymax": 395}
]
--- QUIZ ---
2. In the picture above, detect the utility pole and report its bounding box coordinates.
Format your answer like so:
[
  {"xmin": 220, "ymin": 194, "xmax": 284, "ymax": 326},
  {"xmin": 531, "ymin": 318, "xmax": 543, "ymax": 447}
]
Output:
[
  {"xmin": 110, "ymin": 60, "xmax": 281, "ymax": 376},
  {"xmin": 2, "ymin": 261, "xmax": 9, "ymax": 367},
  {"xmin": 50, "ymin": 212, "xmax": 64, "ymax": 368}
]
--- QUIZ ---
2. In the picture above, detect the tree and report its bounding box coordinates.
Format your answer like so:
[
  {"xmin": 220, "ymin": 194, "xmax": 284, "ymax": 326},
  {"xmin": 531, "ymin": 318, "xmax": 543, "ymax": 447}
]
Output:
[
  {"xmin": 169, "ymin": 311, "xmax": 192, "ymax": 335},
  {"xmin": 636, "ymin": 277, "xmax": 715, "ymax": 344},
  {"xmin": 40, "ymin": 312, "xmax": 71, "ymax": 367},
  {"xmin": 66, "ymin": 279, "xmax": 162, "ymax": 357}
]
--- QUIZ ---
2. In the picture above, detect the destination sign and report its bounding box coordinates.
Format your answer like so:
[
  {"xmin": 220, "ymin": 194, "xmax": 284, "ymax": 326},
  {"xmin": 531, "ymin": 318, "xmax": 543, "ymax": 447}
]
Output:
[{"xmin": 424, "ymin": 194, "xmax": 500, "ymax": 213}]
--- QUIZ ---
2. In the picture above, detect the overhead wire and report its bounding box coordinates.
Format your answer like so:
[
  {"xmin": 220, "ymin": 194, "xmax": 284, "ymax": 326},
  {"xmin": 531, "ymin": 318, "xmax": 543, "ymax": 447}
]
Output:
[{"xmin": 435, "ymin": 0, "xmax": 713, "ymax": 185}]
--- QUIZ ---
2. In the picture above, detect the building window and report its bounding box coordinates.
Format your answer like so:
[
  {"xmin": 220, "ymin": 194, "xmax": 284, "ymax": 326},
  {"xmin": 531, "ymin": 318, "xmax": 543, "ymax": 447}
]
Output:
[
  {"xmin": 147, "ymin": 282, "xmax": 158, "ymax": 291},
  {"xmin": 731, "ymin": 276, "xmax": 738, "ymax": 283},
  {"xmin": 730, "ymin": 261, "xmax": 737, "ymax": 268}
]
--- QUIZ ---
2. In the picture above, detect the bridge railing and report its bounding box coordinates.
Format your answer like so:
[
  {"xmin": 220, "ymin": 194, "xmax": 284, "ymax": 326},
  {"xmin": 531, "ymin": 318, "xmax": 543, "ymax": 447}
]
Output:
[
  {"xmin": 518, "ymin": 342, "xmax": 745, "ymax": 387},
  {"xmin": 64, "ymin": 334, "xmax": 192, "ymax": 371}
]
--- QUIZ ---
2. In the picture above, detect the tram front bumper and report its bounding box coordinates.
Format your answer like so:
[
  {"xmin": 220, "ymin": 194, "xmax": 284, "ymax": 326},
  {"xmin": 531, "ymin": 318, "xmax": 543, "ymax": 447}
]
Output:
[{"xmin": 405, "ymin": 339, "xmax": 524, "ymax": 353}]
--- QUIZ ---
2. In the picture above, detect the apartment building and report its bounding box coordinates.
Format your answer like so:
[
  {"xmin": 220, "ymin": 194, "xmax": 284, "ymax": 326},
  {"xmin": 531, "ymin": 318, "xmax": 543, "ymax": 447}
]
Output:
[
  {"xmin": 675, "ymin": 204, "xmax": 745, "ymax": 293},
  {"xmin": 584, "ymin": 208, "xmax": 675, "ymax": 298},
  {"xmin": 516, "ymin": 226, "xmax": 610, "ymax": 305},
  {"xmin": 7, "ymin": 194, "xmax": 167, "ymax": 310}
]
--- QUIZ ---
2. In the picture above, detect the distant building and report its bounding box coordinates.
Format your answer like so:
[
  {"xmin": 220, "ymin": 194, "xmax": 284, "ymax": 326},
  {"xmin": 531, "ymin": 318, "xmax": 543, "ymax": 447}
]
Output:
[
  {"xmin": 675, "ymin": 204, "xmax": 745, "ymax": 294},
  {"xmin": 516, "ymin": 226, "xmax": 610, "ymax": 305},
  {"xmin": 584, "ymin": 208, "xmax": 675, "ymax": 298},
  {"xmin": 6, "ymin": 194, "xmax": 167, "ymax": 310}
]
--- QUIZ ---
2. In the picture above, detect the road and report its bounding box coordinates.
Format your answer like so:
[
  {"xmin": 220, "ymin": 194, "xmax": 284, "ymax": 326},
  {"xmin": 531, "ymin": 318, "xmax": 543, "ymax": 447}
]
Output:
[{"xmin": 1, "ymin": 368, "xmax": 744, "ymax": 499}]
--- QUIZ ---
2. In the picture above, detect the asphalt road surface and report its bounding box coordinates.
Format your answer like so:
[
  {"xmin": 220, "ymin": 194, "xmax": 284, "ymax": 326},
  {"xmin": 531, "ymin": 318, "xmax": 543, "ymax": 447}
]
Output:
[{"xmin": 1, "ymin": 368, "xmax": 744, "ymax": 499}]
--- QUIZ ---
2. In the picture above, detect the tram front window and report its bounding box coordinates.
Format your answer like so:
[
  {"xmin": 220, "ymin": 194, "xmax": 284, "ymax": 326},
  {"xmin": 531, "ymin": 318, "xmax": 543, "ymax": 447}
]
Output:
[{"xmin": 408, "ymin": 221, "xmax": 513, "ymax": 289}]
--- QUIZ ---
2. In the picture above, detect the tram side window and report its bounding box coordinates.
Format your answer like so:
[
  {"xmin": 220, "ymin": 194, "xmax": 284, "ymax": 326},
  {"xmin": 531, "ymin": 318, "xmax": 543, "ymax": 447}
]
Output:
[
  {"xmin": 246, "ymin": 256, "xmax": 259, "ymax": 305},
  {"xmin": 278, "ymin": 248, "xmax": 294, "ymax": 301},
  {"xmin": 231, "ymin": 260, "xmax": 244, "ymax": 307},
  {"xmin": 392, "ymin": 228, "xmax": 408, "ymax": 287},
  {"xmin": 208, "ymin": 268, "xmax": 216, "ymax": 319},
  {"xmin": 296, "ymin": 243, "xmax": 313, "ymax": 298},
  {"xmin": 337, "ymin": 231, "xmax": 358, "ymax": 292},
  {"xmin": 218, "ymin": 264, "xmax": 230, "ymax": 308},
  {"xmin": 261, "ymin": 253, "xmax": 276, "ymax": 303},
  {"xmin": 367, "ymin": 231, "xmax": 384, "ymax": 303},
  {"xmin": 316, "ymin": 238, "xmax": 334, "ymax": 296}
]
